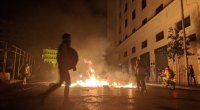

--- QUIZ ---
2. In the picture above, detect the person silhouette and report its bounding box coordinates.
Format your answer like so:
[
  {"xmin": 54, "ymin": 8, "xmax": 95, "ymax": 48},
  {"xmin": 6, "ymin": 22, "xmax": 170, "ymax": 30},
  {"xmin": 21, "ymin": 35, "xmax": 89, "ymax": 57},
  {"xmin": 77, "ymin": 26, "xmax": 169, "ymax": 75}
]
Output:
[
  {"xmin": 23, "ymin": 63, "xmax": 31, "ymax": 85},
  {"xmin": 134, "ymin": 59, "xmax": 140, "ymax": 91},
  {"xmin": 189, "ymin": 64, "xmax": 197, "ymax": 86},
  {"xmin": 42, "ymin": 33, "xmax": 79, "ymax": 102}
]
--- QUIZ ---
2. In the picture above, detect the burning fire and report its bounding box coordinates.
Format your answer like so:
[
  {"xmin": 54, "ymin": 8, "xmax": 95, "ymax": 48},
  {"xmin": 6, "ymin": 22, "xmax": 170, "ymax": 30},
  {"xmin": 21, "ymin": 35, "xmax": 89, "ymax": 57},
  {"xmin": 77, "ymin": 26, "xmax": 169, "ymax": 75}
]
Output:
[
  {"xmin": 70, "ymin": 74, "xmax": 109, "ymax": 87},
  {"xmin": 69, "ymin": 59, "xmax": 136, "ymax": 88}
]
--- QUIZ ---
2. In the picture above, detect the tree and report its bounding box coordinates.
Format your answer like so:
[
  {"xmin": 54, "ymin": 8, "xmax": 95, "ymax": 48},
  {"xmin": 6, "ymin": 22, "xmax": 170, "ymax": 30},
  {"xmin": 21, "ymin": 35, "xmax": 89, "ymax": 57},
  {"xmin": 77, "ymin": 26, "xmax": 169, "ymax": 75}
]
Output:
[
  {"xmin": 166, "ymin": 27, "xmax": 184, "ymax": 62},
  {"xmin": 167, "ymin": 27, "xmax": 194, "ymax": 61},
  {"xmin": 166, "ymin": 27, "xmax": 194, "ymax": 85},
  {"xmin": 166, "ymin": 27, "xmax": 184, "ymax": 85}
]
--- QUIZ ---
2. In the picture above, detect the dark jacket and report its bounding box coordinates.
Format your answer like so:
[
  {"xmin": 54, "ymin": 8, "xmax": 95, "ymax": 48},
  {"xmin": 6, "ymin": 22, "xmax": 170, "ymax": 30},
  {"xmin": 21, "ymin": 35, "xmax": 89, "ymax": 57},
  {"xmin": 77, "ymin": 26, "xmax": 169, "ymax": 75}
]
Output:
[
  {"xmin": 138, "ymin": 62, "xmax": 147, "ymax": 76},
  {"xmin": 57, "ymin": 43, "xmax": 78, "ymax": 70}
]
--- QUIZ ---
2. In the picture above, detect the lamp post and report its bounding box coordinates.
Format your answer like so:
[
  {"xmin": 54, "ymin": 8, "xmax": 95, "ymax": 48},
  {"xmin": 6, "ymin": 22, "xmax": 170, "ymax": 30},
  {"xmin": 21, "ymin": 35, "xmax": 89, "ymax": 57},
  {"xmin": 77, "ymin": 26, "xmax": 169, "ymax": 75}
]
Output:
[{"xmin": 180, "ymin": 0, "xmax": 189, "ymax": 86}]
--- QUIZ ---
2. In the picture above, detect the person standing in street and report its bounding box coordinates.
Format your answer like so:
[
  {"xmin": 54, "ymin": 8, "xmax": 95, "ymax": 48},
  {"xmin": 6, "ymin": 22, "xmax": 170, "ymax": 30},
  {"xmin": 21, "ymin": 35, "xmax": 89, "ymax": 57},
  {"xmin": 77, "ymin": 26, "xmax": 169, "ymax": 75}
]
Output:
[
  {"xmin": 42, "ymin": 33, "xmax": 79, "ymax": 102},
  {"xmin": 134, "ymin": 59, "xmax": 140, "ymax": 91},
  {"xmin": 188, "ymin": 65, "xmax": 197, "ymax": 86},
  {"xmin": 23, "ymin": 63, "xmax": 31, "ymax": 85}
]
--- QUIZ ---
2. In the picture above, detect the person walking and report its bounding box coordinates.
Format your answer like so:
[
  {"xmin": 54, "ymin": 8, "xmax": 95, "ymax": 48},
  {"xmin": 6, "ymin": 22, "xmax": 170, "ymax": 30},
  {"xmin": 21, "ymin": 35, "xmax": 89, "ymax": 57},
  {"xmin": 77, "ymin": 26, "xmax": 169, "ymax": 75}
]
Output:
[
  {"xmin": 134, "ymin": 59, "xmax": 140, "ymax": 91},
  {"xmin": 188, "ymin": 65, "xmax": 197, "ymax": 86},
  {"xmin": 42, "ymin": 33, "xmax": 79, "ymax": 102},
  {"xmin": 23, "ymin": 63, "xmax": 31, "ymax": 85}
]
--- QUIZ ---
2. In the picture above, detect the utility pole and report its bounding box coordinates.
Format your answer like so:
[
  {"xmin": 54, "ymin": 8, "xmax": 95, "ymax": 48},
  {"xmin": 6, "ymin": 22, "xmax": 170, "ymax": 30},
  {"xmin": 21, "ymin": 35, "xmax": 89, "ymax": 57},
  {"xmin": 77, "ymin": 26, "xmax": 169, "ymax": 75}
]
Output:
[{"xmin": 180, "ymin": 0, "xmax": 189, "ymax": 86}]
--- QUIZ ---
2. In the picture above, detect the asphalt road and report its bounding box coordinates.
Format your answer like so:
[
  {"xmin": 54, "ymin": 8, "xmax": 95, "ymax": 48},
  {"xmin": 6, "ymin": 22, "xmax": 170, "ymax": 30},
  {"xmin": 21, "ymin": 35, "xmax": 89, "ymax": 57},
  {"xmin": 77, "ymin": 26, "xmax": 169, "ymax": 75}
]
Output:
[{"xmin": 0, "ymin": 83, "xmax": 200, "ymax": 110}]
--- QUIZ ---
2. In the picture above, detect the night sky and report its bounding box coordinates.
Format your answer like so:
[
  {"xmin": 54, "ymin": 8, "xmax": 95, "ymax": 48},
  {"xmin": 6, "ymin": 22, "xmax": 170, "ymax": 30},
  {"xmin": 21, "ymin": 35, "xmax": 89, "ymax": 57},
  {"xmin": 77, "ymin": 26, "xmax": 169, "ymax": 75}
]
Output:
[{"xmin": 0, "ymin": 0, "xmax": 107, "ymax": 60}]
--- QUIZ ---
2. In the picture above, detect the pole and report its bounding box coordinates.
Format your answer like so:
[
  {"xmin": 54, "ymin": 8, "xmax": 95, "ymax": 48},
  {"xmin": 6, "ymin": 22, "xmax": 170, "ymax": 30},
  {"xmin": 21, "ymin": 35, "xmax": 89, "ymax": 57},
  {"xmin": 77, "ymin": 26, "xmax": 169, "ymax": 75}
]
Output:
[
  {"xmin": 3, "ymin": 42, "xmax": 8, "ymax": 73},
  {"xmin": 17, "ymin": 50, "xmax": 21, "ymax": 78},
  {"xmin": 180, "ymin": 0, "xmax": 189, "ymax": 86},
  {"xmin": 12, "ymin": 47, "xmax": 17, "ymax": 80}
]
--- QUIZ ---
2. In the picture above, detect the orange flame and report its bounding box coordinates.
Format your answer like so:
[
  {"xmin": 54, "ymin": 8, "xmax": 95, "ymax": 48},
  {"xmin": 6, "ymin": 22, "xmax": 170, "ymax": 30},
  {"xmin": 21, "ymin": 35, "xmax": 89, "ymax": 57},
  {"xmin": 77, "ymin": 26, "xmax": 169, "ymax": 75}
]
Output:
[{"xmin": 70, "ymin": 59, "xmax": 136, "ymax": 88}]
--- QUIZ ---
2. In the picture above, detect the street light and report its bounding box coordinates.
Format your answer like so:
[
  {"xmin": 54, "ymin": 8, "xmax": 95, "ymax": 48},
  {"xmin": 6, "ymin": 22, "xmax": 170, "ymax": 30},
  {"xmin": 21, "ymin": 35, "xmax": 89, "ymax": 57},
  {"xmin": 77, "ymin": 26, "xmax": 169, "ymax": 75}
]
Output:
[{"xmin": 180, "ymin": 0, "xmax": 189, "ymax": 86}]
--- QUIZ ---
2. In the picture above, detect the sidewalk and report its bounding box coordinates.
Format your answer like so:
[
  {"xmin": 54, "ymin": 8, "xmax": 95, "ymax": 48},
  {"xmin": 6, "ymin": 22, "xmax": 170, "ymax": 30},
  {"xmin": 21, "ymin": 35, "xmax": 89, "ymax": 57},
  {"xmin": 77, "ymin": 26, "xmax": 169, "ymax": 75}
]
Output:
[
  {"xmin": 147, "ymin": 83, "xmax": 200, "ymax": 90},
  {"xmin": 0, "ymin": 80, "xmax": 23, "ymax": 93}
]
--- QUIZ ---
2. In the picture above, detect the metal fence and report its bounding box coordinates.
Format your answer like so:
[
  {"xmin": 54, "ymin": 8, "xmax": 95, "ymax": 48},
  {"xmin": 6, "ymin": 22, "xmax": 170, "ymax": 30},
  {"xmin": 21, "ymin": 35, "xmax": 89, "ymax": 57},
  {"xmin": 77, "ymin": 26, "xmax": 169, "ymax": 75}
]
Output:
[{"xmin": 0, "ymin": 41, "xmax": 34, "ymax": 80}]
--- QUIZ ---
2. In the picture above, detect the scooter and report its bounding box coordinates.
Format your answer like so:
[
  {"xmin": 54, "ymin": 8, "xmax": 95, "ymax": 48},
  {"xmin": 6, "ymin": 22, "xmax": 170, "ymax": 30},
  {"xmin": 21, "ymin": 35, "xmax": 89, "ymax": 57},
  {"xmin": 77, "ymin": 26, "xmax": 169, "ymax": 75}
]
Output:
[{"xmin": 163, "ymin": 78, "xmax": 176, "ymax": 90}]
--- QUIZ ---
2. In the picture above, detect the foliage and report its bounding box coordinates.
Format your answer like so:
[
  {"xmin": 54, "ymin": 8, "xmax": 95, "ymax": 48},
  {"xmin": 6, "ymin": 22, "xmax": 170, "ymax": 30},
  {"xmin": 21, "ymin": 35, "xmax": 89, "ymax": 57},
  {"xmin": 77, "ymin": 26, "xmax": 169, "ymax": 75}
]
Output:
[{"xmin": 166, "ymin": 27, "xmax": 184, "ymax": 61}]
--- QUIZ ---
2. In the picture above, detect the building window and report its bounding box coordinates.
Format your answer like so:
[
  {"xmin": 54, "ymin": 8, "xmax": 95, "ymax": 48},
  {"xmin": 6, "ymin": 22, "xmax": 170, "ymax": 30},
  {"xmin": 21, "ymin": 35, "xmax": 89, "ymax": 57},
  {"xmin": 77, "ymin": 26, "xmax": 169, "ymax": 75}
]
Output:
[
  {"xmin": 132, "ymin": 10, "xmax": 136, "ymax": 20},
  {"xmin": 125, "ymin": 35, "xmax": 128, "ymax": 40},
  {"xmin": 177, "ymin": 16, "xmax": 191, "ymax": 31},
  {"xmin": 125, "ymin": 19, "xmax": 128, "ymax": 27},
  {"xmin": 132, "ymin": 28, "xmax": 136, "ymax": 33},
  {"xmin": 124, "ymin": 51, "xmax": 127, "ymax": 57},
  {"xmin": 142, "ymin": 0, "xmax": 147, "ymax": 10},
  {"xmin": 156, "ymin": 31, "xmax": 164, "ymax": 42},
  {"xmin": 124, "ymin": 3, "xmax": 128, "ymax": 12},
  {"xmin": 155, "ymin": 4, "xmax": 163, "ymax": 15},
  {"xmin": 185, "ymin": 16, "xmax": 191, "ymax": 27},
  {"xmin": 141, "ymin": 40, "xmax": 147, "ymax": 48},
  {"xmin": 132, "ymin": 47, "xmax": 136, "ymax": 53},
  {"xmin": 177, "ymin": 21, "xmax": 182, "ymax": 30},
  {"xmin": 142, "ymin": 18, "xmax": 147, "ymax": 26},
  {"xmin": 188, "ymin": 33, "xmax": 197, "ymax": 41},
  {"xmin": 119, "ymin": 40, "xmax": 122, "ymax": 44}
]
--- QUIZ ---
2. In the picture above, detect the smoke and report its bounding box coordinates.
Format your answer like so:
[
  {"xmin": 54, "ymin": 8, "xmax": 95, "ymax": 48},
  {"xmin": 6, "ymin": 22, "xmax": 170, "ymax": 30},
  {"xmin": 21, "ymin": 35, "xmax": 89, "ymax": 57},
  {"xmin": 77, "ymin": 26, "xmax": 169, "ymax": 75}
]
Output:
[
  {"xmin": 0, "ymin": 0, "xmax": 132, "ymax": 83},
  {"xmin": 23, "ymin": 0, "xmax": 110, "ymax": 82}
]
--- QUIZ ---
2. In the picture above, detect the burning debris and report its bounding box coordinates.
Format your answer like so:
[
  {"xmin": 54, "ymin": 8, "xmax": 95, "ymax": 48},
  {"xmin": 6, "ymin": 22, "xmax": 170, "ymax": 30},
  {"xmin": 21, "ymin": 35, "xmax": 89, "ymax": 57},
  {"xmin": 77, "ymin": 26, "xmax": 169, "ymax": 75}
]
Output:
[{"xmin": 68, "ymin": 59, "xmax": 136, "ymax": 88}]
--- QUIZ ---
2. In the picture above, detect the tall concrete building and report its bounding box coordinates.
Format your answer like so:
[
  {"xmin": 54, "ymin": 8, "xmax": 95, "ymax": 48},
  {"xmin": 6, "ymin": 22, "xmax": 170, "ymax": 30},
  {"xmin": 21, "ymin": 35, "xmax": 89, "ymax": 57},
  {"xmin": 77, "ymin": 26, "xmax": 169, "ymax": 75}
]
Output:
[{"xmin": 107, "ymin": 0, "xmax": 200, "ymax": 85}]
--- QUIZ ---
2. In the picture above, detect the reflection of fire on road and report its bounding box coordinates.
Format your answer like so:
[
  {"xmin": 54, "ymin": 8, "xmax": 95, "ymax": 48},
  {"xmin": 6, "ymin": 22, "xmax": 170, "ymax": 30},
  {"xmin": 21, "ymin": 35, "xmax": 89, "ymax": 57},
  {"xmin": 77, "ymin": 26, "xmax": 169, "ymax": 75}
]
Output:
[{"xmin": 68, "ymin": 59, "xmax": 136, "ymax": 88}]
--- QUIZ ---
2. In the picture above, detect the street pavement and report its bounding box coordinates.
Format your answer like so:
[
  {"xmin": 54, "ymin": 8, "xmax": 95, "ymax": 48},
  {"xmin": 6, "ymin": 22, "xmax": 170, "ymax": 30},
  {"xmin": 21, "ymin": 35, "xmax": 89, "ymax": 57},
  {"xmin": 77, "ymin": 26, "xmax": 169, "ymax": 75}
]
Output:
[
  {"xmin": 0, "ymin": 82, "xmax": 200, "ymax": 110},
  {"xmin": 147, "ymin": 83, "xmax": 200, "ymax": 90}
]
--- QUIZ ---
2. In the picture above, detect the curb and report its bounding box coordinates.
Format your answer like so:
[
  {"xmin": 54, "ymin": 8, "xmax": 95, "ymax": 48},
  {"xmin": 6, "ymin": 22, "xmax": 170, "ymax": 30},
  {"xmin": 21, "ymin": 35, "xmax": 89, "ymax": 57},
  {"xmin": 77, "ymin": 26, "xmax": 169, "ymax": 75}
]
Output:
[{"xmin": 147, "ymin": 83, "xmax": 200, "ymax": 91}]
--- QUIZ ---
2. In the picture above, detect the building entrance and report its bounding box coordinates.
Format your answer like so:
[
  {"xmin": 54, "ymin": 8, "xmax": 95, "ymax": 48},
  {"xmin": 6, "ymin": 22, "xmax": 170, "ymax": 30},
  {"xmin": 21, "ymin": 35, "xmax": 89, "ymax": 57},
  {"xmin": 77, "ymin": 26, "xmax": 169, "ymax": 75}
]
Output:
[
  {"xmin": 155, "ymin": 45, "xmax": 168, "ymax": 83},
  {"xmin": 155, "ymin": 46, "xmax": 168, "ymax": 71},
  {"xmin": 140, "ymin": 52, "xmax": 150, "ymax": 82}
]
